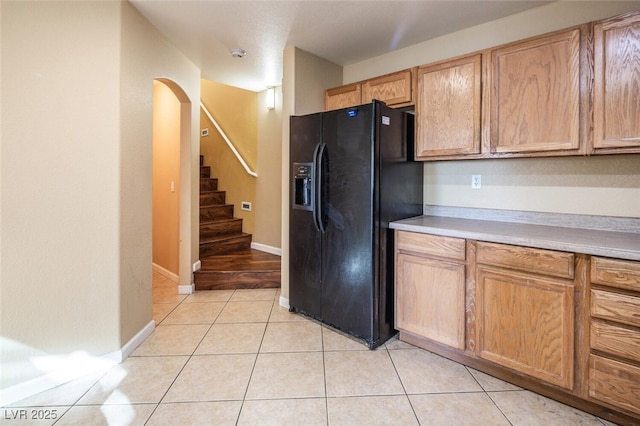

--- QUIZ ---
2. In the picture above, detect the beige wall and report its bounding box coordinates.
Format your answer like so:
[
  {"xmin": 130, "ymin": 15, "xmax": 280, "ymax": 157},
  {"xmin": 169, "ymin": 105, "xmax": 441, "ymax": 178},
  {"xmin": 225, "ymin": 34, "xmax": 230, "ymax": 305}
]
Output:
[
  {"xmin": 343, "ymin": 1, "xmax": 640, "ymax": 219},
  {"xmin": 119, "ymin": 2, "xmax": 200, "ymax": 345},
  {"xmin": 153, "ymin": 81, "xmax": 181, "ymax": 275},
  {"xmin": 199, "ymin": 81, "xmax": 283, "ymax": 252},
  {"xmin": 280, "ymin": 47, "xmax": 343, "ymax": 302},
  {"xmin": 1, "ymin": 0, "xmax": 122, "ymax": 391},
  {"xmin": 1, "ymin": 0, "xmax": 200, "ymax": 400},
  {"xmin": 255, "ymin": 86, "xmax": 283, "ymax": 250},
  {"xmin": 200, "ymin": 80, "xmax": 257, "ymax": 235}
]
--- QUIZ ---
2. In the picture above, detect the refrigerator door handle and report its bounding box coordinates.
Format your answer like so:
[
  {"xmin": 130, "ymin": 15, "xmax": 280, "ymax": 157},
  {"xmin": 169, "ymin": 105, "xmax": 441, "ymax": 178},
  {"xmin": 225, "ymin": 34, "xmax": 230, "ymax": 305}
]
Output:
[{"xmin": 313, "ymin": 142, "xmax": 328, "ymax": 233}]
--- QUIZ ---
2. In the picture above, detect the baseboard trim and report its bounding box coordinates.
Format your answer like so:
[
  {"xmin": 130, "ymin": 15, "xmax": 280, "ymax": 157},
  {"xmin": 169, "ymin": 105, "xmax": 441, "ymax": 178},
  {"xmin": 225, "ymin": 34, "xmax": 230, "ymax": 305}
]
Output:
[
  {"xmin": 251, "ymin": 242, "xmax": 282, "ymax": 256},
  {"xmin": 178, "ymin": 284, "xmax": 195, "ymax": 295},
  {"xmin": 0, "ymin": 321, "xmax": 155, "ymax": 407},
  {"xmin": 152, "ymin": 263, "xmax": 179, "ymax": 283},
  {"xmin": 279, "ymin": 296, "xmax": 290, "ymax": 310},
  {"xmin": 114, "ymin": 320, "xmax": 155, "ymax": 362}
]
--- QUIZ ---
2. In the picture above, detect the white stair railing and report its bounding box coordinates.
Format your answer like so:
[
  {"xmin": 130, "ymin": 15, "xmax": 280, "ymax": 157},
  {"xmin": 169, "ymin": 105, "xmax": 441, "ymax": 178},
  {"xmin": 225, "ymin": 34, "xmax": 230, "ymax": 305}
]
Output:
[{"xmin": 200, "ymin": 101, "xmax": 258, "ymax": 178}]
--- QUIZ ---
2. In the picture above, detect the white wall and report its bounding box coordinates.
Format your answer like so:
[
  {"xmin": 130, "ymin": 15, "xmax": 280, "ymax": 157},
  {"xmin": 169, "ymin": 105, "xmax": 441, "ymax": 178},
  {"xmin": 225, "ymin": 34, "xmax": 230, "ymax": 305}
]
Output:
[
  {"xmin": 0, "ymin": 1, "xmax": 200, "ymax": 403},
  {"xmin": 344, "ymin": 1, "xmax": 640, "ymax": 219}
]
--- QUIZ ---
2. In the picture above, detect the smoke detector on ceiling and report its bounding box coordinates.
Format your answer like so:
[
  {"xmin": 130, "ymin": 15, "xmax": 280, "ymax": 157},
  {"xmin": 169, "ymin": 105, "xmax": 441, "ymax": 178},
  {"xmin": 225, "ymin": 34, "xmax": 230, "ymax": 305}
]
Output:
[{"xmin": 230, "ymin": 48, "xmax": 247, "ymax": 58}]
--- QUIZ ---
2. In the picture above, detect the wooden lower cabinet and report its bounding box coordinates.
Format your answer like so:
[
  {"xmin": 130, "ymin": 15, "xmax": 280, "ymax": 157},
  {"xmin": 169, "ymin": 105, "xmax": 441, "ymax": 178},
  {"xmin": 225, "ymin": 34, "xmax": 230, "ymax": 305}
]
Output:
[
  {"xmin": 395, "ymin": 231, "xmax": 466, "ymax": 349},
  {"xmin": 475, "ymin": 242, "xmax": 576, "ymax": 389},
  {"xmin": 396, "ymin": 254, "xmax": 465, "ymax": 349},
  {"xmin": 476, "ymin": 266, "xmax": 575, "ymax": 389},
  {"xmin": 394, "ymin": 230, "xmax": 640, "ymax": 423}
]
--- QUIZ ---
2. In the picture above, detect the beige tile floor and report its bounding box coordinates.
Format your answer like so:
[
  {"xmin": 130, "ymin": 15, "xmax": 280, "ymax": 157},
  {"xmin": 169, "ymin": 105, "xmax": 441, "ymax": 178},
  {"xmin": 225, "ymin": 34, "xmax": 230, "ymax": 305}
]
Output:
[{"xmin": 8, "ymin": 272, "xmax": 618, "ymax": 425}]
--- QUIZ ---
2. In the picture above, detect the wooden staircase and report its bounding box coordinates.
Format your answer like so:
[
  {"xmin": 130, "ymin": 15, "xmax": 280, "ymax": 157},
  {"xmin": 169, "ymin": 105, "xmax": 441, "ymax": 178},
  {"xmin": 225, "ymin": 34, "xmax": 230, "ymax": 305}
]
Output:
[{"xmin": 194, "ymin": 156, "xmax": 281, "ymax": 290}]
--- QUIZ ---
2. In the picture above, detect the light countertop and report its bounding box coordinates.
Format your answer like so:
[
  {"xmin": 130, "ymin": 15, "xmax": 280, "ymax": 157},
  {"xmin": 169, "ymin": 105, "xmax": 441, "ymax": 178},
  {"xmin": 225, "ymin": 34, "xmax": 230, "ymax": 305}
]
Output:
[{"xmin": 391, "ymin": 215, "xmax": 640, "ymax": 261}]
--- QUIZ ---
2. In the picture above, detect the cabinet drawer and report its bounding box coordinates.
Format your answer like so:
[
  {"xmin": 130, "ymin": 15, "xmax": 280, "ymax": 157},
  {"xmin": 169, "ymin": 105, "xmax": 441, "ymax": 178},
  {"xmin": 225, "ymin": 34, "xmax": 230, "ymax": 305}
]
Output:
[
  {"xmin": 591, "ymin": 320, "xmax": 640, "ymax": 363},
  {"xmin": 591, "ymin": 257, "xmax": 640, "ymax": 292},
  {"xmin": 396, "ymin": 231, "xmax": 465, "ymax": 260},
  {"xmin": 589, "ymin": 354, "xmax": 640, "ymax": 416},
  {"xmin": 591, "ymin": 289, "xmax": 640, "ymax": 328},
  {"xmin": 476, "ymin": 242, "xmax": 574, "ymax": 279}
]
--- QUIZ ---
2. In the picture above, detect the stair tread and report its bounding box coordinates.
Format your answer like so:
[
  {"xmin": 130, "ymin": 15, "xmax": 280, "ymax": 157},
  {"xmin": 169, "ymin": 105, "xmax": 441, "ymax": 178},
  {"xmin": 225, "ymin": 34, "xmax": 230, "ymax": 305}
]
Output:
[
  {"xmin": 200, "ymin": 203, "xmax": 233, "ymax": 208},
  {"xmin": 200, "ymin": 233, "xmax": 251, "ymax": 244},
  {"xmin": 200, "ymin": 217, "xmax": 242, "ymax": 225},
  {"xmin": 199, "ymin": 249, "xmax": 281, "ymax": 272}
]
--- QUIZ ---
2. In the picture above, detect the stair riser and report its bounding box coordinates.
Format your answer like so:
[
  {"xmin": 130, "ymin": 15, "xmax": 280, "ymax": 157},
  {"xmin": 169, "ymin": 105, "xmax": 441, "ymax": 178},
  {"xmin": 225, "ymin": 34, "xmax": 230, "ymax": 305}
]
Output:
[
  {"xmin": 200, "ymin": 166, "xmax": 211, "ymax": 178},
  {"xmin": 200, "ymin": 236, "xmax": 252, "ymax": 257},
  {"xmin": 200, "ymin": 191, "xmax": 226, "ymax": 206},
  {"xmin": 194, "ymin": 271, "xmax": 281, "ymax": 291},
  {"xmin": 200, "ymin": 205, "xmax": 234, "ymax": 221},
  {"xmin": 200, "ymin": 220, "xmax": 243, "ymax": 238},
  {"xmin": 200, "ymin": 178, "xmax": 218, "ymax": 192}
]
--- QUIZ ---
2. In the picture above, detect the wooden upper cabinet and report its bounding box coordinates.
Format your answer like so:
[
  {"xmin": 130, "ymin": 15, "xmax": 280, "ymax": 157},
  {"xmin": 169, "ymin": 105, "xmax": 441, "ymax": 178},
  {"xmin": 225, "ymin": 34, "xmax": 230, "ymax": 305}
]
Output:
[
  {"xmin": 325, "ymin": 83, "xmax": 361, "ymax": 111},
  {"xmin": 415, "ymin": 54, "xmax": 482, "ymax": 159},
  {"xmin": 361, "ymin": 69, "xmax": 414, "ymax": 107},
  {"xmin": 593, "ymin": 13, "xmax": 640, "ymax": 153},
  {"xmin": 489, "ymin": 28, "xmax": 582, "ymax": 155},
  {"xmin": 325, "ymin": 69, "xmax": 414, "ymax": 111}
]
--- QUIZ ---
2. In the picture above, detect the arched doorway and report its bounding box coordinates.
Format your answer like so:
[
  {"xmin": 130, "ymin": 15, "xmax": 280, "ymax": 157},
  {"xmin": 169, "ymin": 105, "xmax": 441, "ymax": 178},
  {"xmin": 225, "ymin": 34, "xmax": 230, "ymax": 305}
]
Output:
[{"xmin": 152, "ymin": 79, "xmax": 193, "ymax": 293}]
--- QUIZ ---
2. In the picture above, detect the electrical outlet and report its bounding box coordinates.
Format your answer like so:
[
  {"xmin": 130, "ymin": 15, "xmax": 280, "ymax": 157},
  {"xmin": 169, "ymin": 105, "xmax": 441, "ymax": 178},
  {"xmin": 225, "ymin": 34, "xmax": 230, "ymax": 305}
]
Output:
[
  {"xmin": 201, "ymin": 128, "xmax": 209, "ymax": 137},
  {"xmin": 472, "ymin": 175, "xmax": 481, "ymax": 189},
  {"xmin": 241, "ymin": 201, "xmax": 252, "ymax": 211}
]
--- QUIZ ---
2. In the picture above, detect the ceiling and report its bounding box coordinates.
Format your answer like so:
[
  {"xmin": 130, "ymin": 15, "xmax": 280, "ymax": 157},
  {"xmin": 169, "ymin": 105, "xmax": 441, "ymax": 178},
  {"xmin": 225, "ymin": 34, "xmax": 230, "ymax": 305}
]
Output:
[{"xmin": 130, "ymin": 0, "xmax": 550, "ymax": 92}]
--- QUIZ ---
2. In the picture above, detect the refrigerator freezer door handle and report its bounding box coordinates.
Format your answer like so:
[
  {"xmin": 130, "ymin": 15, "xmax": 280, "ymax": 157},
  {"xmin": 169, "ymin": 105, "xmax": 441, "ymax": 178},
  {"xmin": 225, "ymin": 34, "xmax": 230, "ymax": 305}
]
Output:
[{"xmin": 313, "ymin": 142, "xmax": 327, "ymax": 233}]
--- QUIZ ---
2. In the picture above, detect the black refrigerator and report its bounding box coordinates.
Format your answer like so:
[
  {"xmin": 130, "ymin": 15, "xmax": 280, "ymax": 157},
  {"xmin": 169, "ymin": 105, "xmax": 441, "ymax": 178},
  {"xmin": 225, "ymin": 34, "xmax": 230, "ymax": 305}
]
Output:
[{"xmin": 289, "ymin": 100, "xmax": 423, "ymax": 349}]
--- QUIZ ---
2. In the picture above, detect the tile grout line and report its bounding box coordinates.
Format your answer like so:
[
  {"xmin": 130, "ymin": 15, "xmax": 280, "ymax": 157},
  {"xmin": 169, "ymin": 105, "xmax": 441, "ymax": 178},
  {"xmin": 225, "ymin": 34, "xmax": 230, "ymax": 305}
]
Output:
[
  {"xmin": 144, "ymin": 288, "xmax": 237, "ymax": 425},
  {"xmin": 463, "ymin": 365, "xmax": 514, "ymax": 426},
  {"xmin": 321, "ymin": 326, "xmax": 330, "ymax": 426},
  {"xmin": 386, "ymin": 344, "xmax": 422, "ymax": 425},
  {"xmin": 59, "ymin": 281, "xmax": 199, "ymax": 424},
  {"xmin": 235, "ymin": 294, "xmax": 277, "ymax": 425}
]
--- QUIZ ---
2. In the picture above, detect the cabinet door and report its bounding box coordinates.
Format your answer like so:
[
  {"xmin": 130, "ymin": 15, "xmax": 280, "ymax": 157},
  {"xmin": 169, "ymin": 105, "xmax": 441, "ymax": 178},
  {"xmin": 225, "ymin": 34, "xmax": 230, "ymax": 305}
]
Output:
[
  {"xmin": 594, "ymin": 13, "xmax": 640, "ymax": 151},
  {"xmin": 396, "ymin": 253, "xmax": 465, "ymax": 349},
  {"xmin": 489, "ymin": 29, "xmax": 580, "ymax": 154},
  {"xmin": 361, "ymin": 69, "xmax": 413, "ymax": 107},
  {"xmin": 325, "ymin": 83, "xmax": 361, "ymax": 111},
  {"xmin": 477, "ymin": 267, "xmax": 575, "ymax": 389},
  {"xmin": 415, "ymin": 54, "xmax": 482, "ymax": 158}
]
